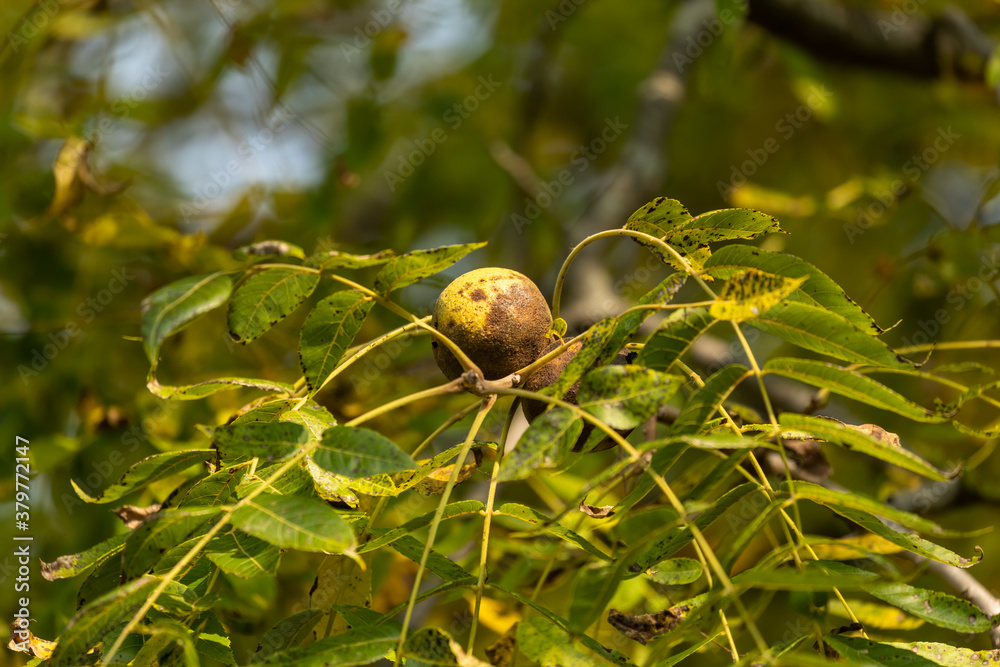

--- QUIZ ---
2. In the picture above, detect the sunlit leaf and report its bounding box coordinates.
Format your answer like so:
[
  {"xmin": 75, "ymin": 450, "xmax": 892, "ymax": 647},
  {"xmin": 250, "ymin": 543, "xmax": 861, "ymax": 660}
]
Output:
[
  {"xmin": 709, "ymin": 269, "xmax": 806, "ymax": 321},
  {"xmin": 704, "ymin": 244, "xmax": 884, "ymax": 334},
  {"xmin": 646, "ymin": 558, "xmax": 703, "ymax": 586},
  {"xmin": 374, "ymin": 241, "xmax": 487, "ymax": 294},
  {"xmin": 231, "ymin": 493, "xmax": 356, "ymax": 554},
  {"xmin": 299, "ymin": 290, "xmax": 374, "ymax": 391},
  {"xmin": 778, "ymin": 414, "xmax": 953, "ymax": 481},
  {"xmin": 781, "ymin": 480, "xmax": 958, "ymax": 535},
  {"xmin": 577, "ymin": 365, "xmax": 684, "ymax": 429},
  {"xmin": 147, "ymin": 376, "xmax": 296, "ymax": 400},
  {"xmin": 234, "ymin": 240, "xmax": 305, "ymax": 260},
  {"xmin": 213, "ymin": 422, "xmax": 309, "ymax": 465},
  {"xmin": 750, "ymin": 302, "xmax": 909, "ymax": 368},
  {"xmin": 228, "ymin": 267, "xmax": 320, "ymax": 343},
  {"xmin": 624, "ymin": 198, "xmax": 783, "ymax": 272},
  {"xmin": 316, "ymin": 426, "xmax": 417, "ymax": 478},
  {"xmin": 304, "ymin": 248, "xmax": 398, "ymax": 270},
  {"xmin": 537, "ymin": 317, "xmax": 617, "ymax": 401},
  {"xmin": 763, "ymin": 358, "xmax": 944, "ymax": 422},
  {"xmin": 867, "ymin": 581, "xmax": 999, "ymax": 633},
  {"xmin": 141, "ymin": 272, "xmax": 233, "ymax": 364},
  {"xmin": 498, "ymin": 407, "xmax": 581, "ymax": 480}
]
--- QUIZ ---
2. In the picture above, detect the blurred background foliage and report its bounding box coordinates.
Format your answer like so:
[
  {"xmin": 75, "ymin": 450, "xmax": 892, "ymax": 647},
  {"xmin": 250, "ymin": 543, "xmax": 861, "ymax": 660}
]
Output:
[{"xmin": 3, "ymin": 0, "xmax": 1000, "ymax": 664}]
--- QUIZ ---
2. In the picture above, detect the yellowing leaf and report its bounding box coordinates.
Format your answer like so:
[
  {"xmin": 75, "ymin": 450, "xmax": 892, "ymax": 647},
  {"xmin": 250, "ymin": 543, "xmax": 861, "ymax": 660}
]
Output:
[
  {"xmin": 828, "ymin": 599, "xmax": 925, "ymax": 630},
  {"xmin": 464, "ymin": 594, "xmax": 521, "ymax": 634},
  {"xmin": 806, "ymin": 533, "xmax": 905, "ymax": 561},
  {"xmin": 8, "ymin": 619, "xmax": 57, "ymax": 659},
  {"xmin": 709, "ymin": 269, "xmax": 806, "ymax": 321}
]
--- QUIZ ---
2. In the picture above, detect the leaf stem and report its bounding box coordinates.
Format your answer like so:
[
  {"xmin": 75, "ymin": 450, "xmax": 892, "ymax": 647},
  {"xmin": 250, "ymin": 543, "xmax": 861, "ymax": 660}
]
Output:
[
  {"xmin": 551, "ymin": 229, "xmax": 718, "ymax": 319},
  {"xmin": 468, "ymin": 400, "xmax": 518, "ymax": 653},
  {"xmin": 394, "ymin": 396, "xmax": 496, "ymax": 666}
]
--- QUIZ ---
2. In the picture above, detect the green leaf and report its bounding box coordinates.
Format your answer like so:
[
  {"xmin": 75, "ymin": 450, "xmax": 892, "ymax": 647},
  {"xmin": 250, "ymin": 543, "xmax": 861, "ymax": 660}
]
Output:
[
  {"xmin": 625, "ymin": 200, "xmax": 783, "ymax": 272},
  {"xmin": 498, "ymin": 407, "xmax": 581, "ymax": 481},
  {"xmin": 704, "ymin": 244, "xmax": 883, "ymax": 334},
  {"xmin": 123, "ymin": 507, "xmax": 220, "ymax": 579},
  {"xmin": 49, "ymin": 576, "xmax": 162, "ymax": 666},
  {"xmin": 205, "ymin": 529, "xmax": 281, "ymax": 578},
  {"xmin": 213, "ymin": 422, "xmax": 310, "ymax": 465},
  {"xmin": 231, "ymin": 493, "xmax": 356, "ymax": 554},
  {"xmin": 538, "ymin": 317, "xmax": 618, "ymax": 400},
  {"xmin": 709, "ymin": 268, "xmax": 806, "ymax": 321},
  {"xmin": 179, "ymin": 464, "xmax": 248, "ymax": 507},
  {"xmin": 494, "ymin": 502, "xmax": 612, "ymax": 561},
  {"xmin": 823, "ymin": 635, "xmax": 960, "ymax": 666},
  {"xmin": 316, "ymin": 426, "xmax": 417, "ymax": 478},
  {"xmin": 733, "ymin": 560, "xmax": 879, "ymax": 591},
  {"xmin": 249, "ymin": 624, "xmax": 399, "ymax": 666},
  {"xmin": 358, "ymin": 501, "xmax": 484, "ymax": 553},
  {"xmin": 880, "ymin": 641, "xmax": 1000, "ymax": 666},
  {"xmin": 373, "ymin": 241, "xmax": 487, "ymax": 294},
  {"xmin": 403, "ymin": 627, "xmax": 460, "ymax": 666},
  {"xmin": 304, "ymin": 248, "xmax": 398, "ymax": 270},
  {"xmin": 672, "ymin": 364, "xmax": 750, "ymax": 435},
  {"xmin": 146, "ymin": 376, "xmax": 296, "ymax": 400},
  {"xmin": 638, "ymin": 307, "xmax": 716, "ymax": 371},
  {"xmin": 781, "ymin": 480, "xmax": 957, "ymax": 536},
  {"xmin": 577, "ymin": 365, "xmax": 684, "ymax": 429},
  {"xmin": 40, "ymin": 533, "xmax": 128, "ymax": 582},
  {"xmin": 141, "ymin": 272, "xmax": 233, "ymax": 364},
  {"xmin": 823, "ymin": 503, "xmax": 981, "ymax": 568},
  {"xmin": 299, "ymin": 290, "xmax": 374, "ymax": 391},
  {"xmin": 517, "ymin": 616, "xmax": 596, "ymax": 667},
  {"xmin": 604, "ymin": 273, "xmax": 686, "ymax": 360},
  {"xmin": 228, "ymin": 267, "xmax": 320, "ymax": 343},
  {"xmin": 71, "ymin": 450, "xmax": 213, "ymax": 504},
  {"xmin": 389, "ymin": 535, "xmax": 471, "ymax": 582},
  {"xmin": 750, "ymin": 302, "xmax": 909, "ymax": 368},
  {"xmin": 778, "ymin": 414, "xmax": 954, "ymax": 481},
  {"xmin": 866, "ymin": 581, "xmax": 998, "ymax": 633},
  {"xmin": 251, "ymin": 609, "xmax": 326, "ymax": 661},
  {"xmin": 646, "ymin": 558, "xmax": 703, "ymax": 586},
  {"xmin": 763, "ymin": 358, "xmax": 944, "ymax": 422}
]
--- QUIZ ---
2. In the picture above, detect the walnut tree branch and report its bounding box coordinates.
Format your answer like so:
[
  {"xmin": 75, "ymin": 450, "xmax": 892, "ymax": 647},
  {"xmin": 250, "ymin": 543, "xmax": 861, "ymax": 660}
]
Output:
[{"xmin": 747, "ymin": 0, "xmax": 995, "ymax": 83}]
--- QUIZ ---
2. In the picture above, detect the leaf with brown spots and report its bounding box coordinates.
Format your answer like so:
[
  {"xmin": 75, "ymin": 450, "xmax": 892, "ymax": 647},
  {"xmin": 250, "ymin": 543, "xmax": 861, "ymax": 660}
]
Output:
[{"xmin": 607, "ymin": 605, "xmax": 689, "ymax": 645}]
